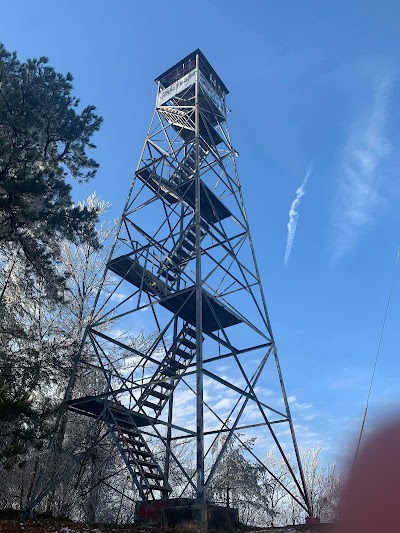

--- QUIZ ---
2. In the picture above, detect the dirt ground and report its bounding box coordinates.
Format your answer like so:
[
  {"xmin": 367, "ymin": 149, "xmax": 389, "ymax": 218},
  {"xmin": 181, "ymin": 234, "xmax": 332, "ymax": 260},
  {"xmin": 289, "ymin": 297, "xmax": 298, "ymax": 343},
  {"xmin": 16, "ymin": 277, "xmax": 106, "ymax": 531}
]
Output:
[
  {"xmin": 0, "ymin": 520, "xmax": 156, "ymax": 533},
  {"xmin": 0, "ymin": 519, "xmax": 333, "ymax": 533}
]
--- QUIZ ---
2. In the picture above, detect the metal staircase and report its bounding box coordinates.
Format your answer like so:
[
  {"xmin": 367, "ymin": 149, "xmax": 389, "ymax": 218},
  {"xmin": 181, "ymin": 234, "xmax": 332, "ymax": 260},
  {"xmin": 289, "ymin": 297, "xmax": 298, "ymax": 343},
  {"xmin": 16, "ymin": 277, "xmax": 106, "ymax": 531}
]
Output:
[
  {"xmin": 173, "ymin": 143, "xmax": 209, "ymax": 183},
  {"xmin": 138, "ymin": 323, "xmax": 198, "ymax": 416},
  {"xmin": 158, "ymin": 218, "xmax": 207, "ymax": 284},
  {"xmin": 106, "ymin": 405, "xmax": 171, "ymax": 499}
]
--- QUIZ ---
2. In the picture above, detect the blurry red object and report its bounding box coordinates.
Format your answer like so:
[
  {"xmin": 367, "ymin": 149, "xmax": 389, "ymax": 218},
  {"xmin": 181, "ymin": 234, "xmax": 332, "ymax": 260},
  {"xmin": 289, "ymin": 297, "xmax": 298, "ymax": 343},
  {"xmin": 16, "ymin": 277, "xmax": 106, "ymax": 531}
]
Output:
[{"xmin": 335, "ymin": 419, "xmax": 400, "ymax": 533}]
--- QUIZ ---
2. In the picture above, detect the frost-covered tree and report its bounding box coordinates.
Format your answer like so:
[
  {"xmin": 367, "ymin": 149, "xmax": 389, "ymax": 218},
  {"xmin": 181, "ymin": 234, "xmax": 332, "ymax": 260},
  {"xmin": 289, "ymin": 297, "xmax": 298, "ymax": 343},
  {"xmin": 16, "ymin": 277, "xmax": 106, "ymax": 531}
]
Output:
[
  {"xmin": 0, "ymin": 195, "xmax": 107, "ymax": 466},
  {"xmin": 207, "ymin": 436, "xmax": 270, "ymax": 525},
  {"xmin": 259, "ymin": 448, "xmax": 343, "ymax": 525}
]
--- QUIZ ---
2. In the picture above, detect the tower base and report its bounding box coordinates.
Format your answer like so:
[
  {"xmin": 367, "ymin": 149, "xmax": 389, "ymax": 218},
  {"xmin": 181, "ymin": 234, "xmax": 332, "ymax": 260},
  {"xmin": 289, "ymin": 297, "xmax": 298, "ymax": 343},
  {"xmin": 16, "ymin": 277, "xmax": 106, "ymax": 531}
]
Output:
[{"xmin": 135, "ymin": 499, "xmax": 239, "ymax": 530}]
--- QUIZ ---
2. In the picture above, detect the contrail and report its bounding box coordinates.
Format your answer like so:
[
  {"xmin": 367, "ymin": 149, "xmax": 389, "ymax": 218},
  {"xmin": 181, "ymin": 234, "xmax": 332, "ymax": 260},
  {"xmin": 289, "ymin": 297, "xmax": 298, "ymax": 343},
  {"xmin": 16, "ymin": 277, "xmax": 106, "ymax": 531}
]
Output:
[{"xmin": 284, "ymin": 164, "xmax": 313, "ymax": 266}]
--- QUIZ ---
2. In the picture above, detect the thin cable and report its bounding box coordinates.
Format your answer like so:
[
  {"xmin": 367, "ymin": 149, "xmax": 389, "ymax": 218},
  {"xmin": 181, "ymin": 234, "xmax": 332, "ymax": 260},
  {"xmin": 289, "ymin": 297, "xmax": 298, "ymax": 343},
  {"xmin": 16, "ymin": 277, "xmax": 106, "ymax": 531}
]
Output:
[{"xmin": 353, "ymin": 242, "xmax": 400, "ymax": 468}]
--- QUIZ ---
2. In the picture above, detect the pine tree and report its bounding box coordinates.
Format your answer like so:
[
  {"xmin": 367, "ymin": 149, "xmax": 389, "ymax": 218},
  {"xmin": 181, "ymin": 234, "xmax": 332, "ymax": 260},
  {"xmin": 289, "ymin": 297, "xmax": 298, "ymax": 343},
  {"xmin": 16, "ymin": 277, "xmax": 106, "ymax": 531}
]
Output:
[
  {"xmin": 0, "ymin": 43, "xmax": 103, "ymax": 296},
  {"xmin": 0, "ymin": 43, "xmax": 102, "ymax": 466}
]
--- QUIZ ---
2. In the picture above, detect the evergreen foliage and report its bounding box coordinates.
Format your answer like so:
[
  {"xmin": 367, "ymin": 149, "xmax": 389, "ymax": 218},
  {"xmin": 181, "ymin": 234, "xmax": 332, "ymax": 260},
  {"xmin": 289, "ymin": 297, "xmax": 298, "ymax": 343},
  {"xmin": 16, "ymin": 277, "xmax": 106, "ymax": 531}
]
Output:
[
  {"xmin": 0, "ymin": 44, "xmax": 103, "ymax": 464},
  {"xmin": 0, "ymin": 43, "xmax": 103, "ymax": 294}
]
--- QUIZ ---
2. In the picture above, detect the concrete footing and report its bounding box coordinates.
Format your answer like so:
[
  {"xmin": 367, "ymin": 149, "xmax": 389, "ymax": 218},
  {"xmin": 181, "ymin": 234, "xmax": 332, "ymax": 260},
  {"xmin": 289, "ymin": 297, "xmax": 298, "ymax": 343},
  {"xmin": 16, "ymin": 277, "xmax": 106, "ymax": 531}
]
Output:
[{"xmin": 135, "ymin": 499, "xmax": 239, "ymax": 530}]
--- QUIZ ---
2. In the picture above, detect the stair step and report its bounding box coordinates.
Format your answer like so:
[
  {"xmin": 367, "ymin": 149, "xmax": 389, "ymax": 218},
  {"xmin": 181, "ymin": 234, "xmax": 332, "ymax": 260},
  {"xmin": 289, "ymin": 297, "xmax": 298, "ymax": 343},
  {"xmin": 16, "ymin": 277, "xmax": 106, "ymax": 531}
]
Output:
[
  {"xmin": 180, "ymin": 337, "xmax": 196, "ymax": 350},
  {"xmin": 160, "ymin": 368, "xmax": 178, "ymax": 377},
  {"xmin": 147, "ymin": 484, "xmax": 171, "ymax": 492},
  {"xmin": 136, "ymin": 459, "xmax": 158, "ymax": 468},
  {"xmin": 127, "ymin": 449, "xmax": 153, "ymax": 458},
  {"xmin": 181, "ymin": 239, "xmax": 195, "ymax": 252},
  {"xmin": 123, "ymin": 434, "xmax": 145, "ymax": 444},
  {"xmin": 159, "ymin": 270, "xmax": 176, "ymax": 282},
  {"xmin": 186, "ymin": 231, "xmax": 196, "ymax": 244},
  {"xmin": 123, "ymin": 442, "xmax": 146, "ymax": 452},
  {"xmin": 175, "ymin": 248, "xmax": 190, "ymax": 260},
  {"xmin": 142, "ymin": 472, "xmax": 164, "ymax": 480},
  {"xmin": 184, "ymin": 327, "xmax": 197, "ymax": 339},
  {"xmin": 163, "ymin": 261, "xmax": 182, "ymax": 273},
  {"xmin": 179, "ymin": 165, "xmax": 190, "ymax": 175},
  {"xmin": 147, "ymin": 389, "xmax": 169, "ymax": 400},
  {"xmin": 123, "ymin": 441, "xmax": 143, "ymax": 450},
  {"xmin": 170, "ymin": 255, "xmax": 185, "ymax": 266},
  {"xmin": 165, "ymin": 359, "xmax": 186, "ymax": 371},
  {"xmin": 121, "ymin": 434, "xmax": 145, "ymax": 444},
  {"xmin": 119, "ymin": 425, "xmax": 140, "ymax": 435},
  {"xmin": 125, "ymin": 449, "xmax": 148, "ymax": 459},
  {"xmin": 174, "ymin": 347, "xmax": 192, "ymax": 360},
  {"xmin": 185, "ymin": 230, "xmax": 206, "ymax": 243},
  {"xmin": 158, "ymin": 380, "xmax": 174, "ymax": 390},
  {"xmin": 142, "ymin": 400, "xmax": 162, "ymax": 411},
  {"xmin": 168, "ymin": 264, "xmax": 182, "ymax": 274}
]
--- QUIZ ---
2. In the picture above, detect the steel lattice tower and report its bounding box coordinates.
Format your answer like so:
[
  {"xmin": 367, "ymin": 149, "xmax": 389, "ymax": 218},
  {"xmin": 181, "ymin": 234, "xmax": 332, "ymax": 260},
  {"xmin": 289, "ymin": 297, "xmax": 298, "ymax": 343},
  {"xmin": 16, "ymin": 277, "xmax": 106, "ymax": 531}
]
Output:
[{"xmin": 28, "ymin": 50, "xmax": 312, "ymax": 517}]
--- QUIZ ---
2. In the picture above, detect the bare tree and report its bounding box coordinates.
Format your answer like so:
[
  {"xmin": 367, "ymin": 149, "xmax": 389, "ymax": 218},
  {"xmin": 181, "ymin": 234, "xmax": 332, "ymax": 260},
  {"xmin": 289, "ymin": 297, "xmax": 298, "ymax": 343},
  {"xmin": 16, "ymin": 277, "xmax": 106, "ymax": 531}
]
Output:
[
  {"xmin": 259, "ymin": 448, "xmax": 343, "ymax": 526},
  {"xmin": 0, "ymin": 194, "xmax": 122, "ymax": 517}
]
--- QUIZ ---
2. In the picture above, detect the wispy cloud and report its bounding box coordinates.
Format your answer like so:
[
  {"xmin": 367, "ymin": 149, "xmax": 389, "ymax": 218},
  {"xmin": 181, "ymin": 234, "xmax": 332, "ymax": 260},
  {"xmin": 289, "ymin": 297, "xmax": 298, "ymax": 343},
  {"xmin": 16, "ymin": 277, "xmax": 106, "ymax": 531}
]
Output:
[
  {"xmin": 304, "ymin": 414, "xmax": 317, "ymax": 421},
  {"xmin": 284, "ymin": 164, "xmax": 313, "ymax": 266},
  {"xmin": 329, "ymin": 369, "xmax": 369, "ymax": 391},
  {"xmin": 279, "ymin": 395, "xmax": 312, "ymax": 410},
  {"xmin": 110, "ymin": 292, "xmax": 128, "ymax": 302},
  {"xmin": 333, "ymin": 74, "xmax": 392, "ymax": 260}
]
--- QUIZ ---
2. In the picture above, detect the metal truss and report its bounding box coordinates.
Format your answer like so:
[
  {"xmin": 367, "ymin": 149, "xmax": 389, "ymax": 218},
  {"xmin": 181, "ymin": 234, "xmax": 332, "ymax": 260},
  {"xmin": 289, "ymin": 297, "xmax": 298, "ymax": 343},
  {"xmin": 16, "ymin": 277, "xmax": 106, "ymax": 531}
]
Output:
[{"xmin": 27, "ymin": 49, "xmax": 312, "ymax": 517}]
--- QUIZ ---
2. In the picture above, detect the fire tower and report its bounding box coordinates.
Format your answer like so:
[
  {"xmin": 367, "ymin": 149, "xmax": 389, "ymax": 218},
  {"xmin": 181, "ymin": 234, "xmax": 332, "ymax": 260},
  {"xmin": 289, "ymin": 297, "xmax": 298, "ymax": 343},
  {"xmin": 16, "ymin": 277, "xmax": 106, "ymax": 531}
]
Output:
[{"xmin": 27, "ymin": 50, "xmax": 311, "ymax": 517}]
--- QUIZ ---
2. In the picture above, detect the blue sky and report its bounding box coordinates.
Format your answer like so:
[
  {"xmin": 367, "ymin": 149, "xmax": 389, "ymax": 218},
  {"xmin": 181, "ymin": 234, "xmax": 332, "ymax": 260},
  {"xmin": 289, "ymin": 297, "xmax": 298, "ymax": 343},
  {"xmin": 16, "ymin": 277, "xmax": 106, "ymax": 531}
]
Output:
[{"xmin": 2, "ymin": 0, "xmax": 400, "ymax": 466}]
